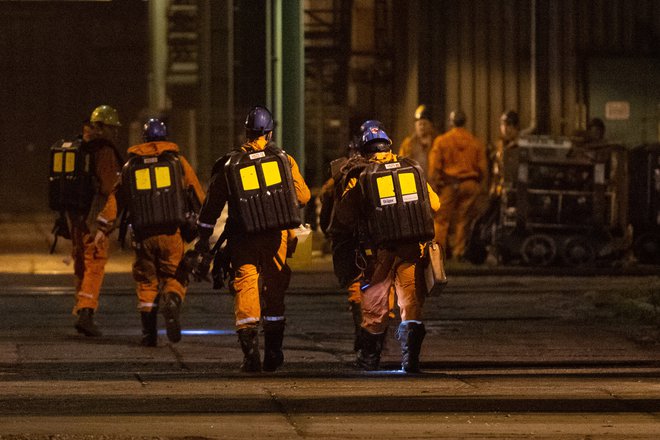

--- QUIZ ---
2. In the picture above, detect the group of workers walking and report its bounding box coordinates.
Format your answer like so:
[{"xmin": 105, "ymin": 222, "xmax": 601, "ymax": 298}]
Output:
[{"xmin": 50, "ymin": 101, "xmax": 520, "ymax": 374}]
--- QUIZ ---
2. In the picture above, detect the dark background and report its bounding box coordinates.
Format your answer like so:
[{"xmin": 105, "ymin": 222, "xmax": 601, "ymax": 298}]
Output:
[{"xmin": 0, "ymin": 0, "xmax": 659, "ymax": 213}]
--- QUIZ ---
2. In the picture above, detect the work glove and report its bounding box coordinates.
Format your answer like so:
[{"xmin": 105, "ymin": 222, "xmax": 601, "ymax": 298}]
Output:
[{"xmin": 93, "ymin": 230, "xmax": 107, "ymax": 247}]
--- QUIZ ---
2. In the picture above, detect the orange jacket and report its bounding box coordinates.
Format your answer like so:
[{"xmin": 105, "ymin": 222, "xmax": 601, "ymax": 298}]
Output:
[
  {"xmin": 88, "ymin": 139, "xmax": 123, "ymax": 197},
  {"xmin": 97, "ymin": 141, "xmax": 205, "ymax": 227},
  {"xmin": 428, "ymin": 127, "xmax": 488, "ymax": 189}
]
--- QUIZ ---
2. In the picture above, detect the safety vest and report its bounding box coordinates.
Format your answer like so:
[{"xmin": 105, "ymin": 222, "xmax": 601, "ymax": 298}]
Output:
[
  {"xmin": 224, "ymin": 144, "xmax": 301, "ymax": 233},
  {"xmin": 359, "ymin": 157, "xmax": 435, "ymax": 246},
  {"xmin": 48, "ymin": 138, "xmax": 96, "ymax": 215},
  {"xmin": 122, "ymin": 151, "xmax": 187, "ymax": 233}
]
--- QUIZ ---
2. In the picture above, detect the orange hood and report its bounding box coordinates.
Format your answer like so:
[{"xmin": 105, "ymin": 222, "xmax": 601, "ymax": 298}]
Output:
[
  {"xmin": 241, "ymin": 138, "xmax": 268, "ymax": 152},
  {"xmin": 127, "ymin": 141, "xmax": 180, "ymax": 157},
  {"xmin": 369, "ymin": 151, "xmax": 398, "ymax": 164}
]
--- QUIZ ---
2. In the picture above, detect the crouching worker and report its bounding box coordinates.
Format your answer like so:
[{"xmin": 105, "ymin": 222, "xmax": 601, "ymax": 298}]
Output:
[
  {"xmin": 95, "ymin": 119, "xmax": 205, "ymax": 346},
  {"xmin": 193, "ymin": 106, "xmax": 310, "ymax": 372},
  {"xmin": 334, "ymin": 126, "xmax": 440, "ymax": 373}
]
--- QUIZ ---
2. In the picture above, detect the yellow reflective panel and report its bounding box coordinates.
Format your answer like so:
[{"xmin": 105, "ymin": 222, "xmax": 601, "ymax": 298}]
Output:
[
  {"xmin": 376, "ymin": 175, "xmax": 395, "ymax": 198},
  {"xmin": 64, "ymin": 152, "xmax": 76, "ymax": 173},
  {"xmin": 53, "ymin": 152, "xmax": 63, "ymax": 172},
  {"xmin": 262, "ymin": 161, "xmax": 282, "ymax": 186},
  {"xmin": 135, "ymin": 168, "xmax": 152, "ymax": 190},
  {"xmin": 398, "ymin": 172, "xmax": 417, "ymax": 195},
  {"xmin": 155, "ymin": 166, "xmax": 172, "ymax": 188},
  {"xmin": 240, "ymin": 165, "xmax": 260, "ymax": 191}
]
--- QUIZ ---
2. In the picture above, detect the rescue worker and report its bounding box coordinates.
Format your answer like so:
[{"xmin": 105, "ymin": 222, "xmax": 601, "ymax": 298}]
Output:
[
  {"xmin": 428, "ymin": 110, "xmax": 488, "ymax": 260},
  {"xmin": 398, "ymin": 105, "xmax": 437, "ymax": 175},
  {"xmin": 94, "ymin": 119, "xmax": 205, "ymax": 346},
  {"xmin": 194, "ymin": 106, "xmax": 310, "ymax": 372},
  {"xmin": 464, "ymin": 110, "xmax": 519, "ymax": 265},
  {"xmin": 334, "ymin": 127, "xmax": 440, "ymax": 372},
  {"xmin": 319, "ymin": 120, "xmax": 383, "ymax": 352},
  {"xmin": 586, "ymin": 117, "xmax": 606, "ymax": 144},
  {"xmin": 491, "ymin": 110, "xmax": 520, "ymax": 196},
  {"xmin": 68, "ymin": 105, "xmax": 123, "ymax": 336}
]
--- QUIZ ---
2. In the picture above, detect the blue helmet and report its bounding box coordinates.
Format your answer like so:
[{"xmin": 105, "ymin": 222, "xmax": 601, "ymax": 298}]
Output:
[
  {"xmin": 359, "ymin": 126, "xmax": 392, "ymax": 154},
  {"xmin": 245, "ymin": 106, "xmax": 274, "ymax": 138},
  {"xmin": 143, "ymin": 118, "xmax": 167, "ymax": 142},
  {"xmin": 359, "ymin": 119, "xmax": 383, "ymax": 133}
]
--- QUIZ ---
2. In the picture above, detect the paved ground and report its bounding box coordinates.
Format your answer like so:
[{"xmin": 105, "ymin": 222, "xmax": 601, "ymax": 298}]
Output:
[{"xmin": 0, "ymin": 214, "xmax": 660, "ymax": 438}]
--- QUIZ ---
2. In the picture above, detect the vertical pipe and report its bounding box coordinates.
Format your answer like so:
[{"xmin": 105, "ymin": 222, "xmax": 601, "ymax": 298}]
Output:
[
  {"xmin": 266, "ymin": 0, "xmax": 273, "ymax": 113},
  {"xmin": 226, "ymin": 0, "xmax": 235, "ymax": 154},
  {"xmin": 273, "ymin": 0, "xmax": 283, "ymax": 144},
  {"xmin": 521, "ymin": 0, "xmax": 537, "ymax": 135},
  {"xmin": 148, "ymin": 0, "xmax": 169, "ymax": 112},
  {"xmin": 198, "ymin": 0, "xmax": 212, "ymax": 177},
  {"xmin": 280, "ymin": 0, "xmax": 305, "ymax": 172}
]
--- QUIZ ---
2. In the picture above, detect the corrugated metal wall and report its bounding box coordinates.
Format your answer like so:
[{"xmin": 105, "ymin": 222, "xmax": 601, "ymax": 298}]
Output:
[{"xmin": 405, "ymin": 0, "xmax": 660, "ymax": 147}]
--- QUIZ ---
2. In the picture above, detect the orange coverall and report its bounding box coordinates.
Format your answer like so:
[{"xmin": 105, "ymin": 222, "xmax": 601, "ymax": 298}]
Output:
[
  {"xmin": 428, "ymin": 127, "xmax": 488, "ymax": 258},
  {"xmin": 97, "ymin": 141, "xmax": 205, "ymax": 312},
  {"xmin": 398, "ymin": 130, "xmax": 437, "ymax": 176},
  {"xmin": 336, "ymin": 151, "xmax": 440, "ymax": 334},
  {"xmin": 197, "ymin": 138, "xmax": 310, "ymax": 330},
  {"xmin": 69, "ymin": 138, "xmax": 122, "ymax": 314}
]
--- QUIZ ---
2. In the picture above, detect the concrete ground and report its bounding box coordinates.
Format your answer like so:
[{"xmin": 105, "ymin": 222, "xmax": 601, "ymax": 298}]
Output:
[{"xmin": 0, "ymin": 214, "xmax": 659, "ymax": 438}]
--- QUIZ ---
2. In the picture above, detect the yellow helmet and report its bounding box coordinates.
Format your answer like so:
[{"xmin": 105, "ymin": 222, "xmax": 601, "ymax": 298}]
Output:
[
  {"xmin": 90, "ymin": 105, "xmax": 121, "ymax": 127},
  {"xmin": 414, "ymin": 104, "xmax": 432, "ymax": 121}
]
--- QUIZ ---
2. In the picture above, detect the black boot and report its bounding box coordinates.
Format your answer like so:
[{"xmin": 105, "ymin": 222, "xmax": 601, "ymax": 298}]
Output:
[
  {"xmin": 349, "ymin": 302, "xmax": 362, "ymax": 352},
  {"xmin": 397, "ymin": 321, "xmax": 426, "ymax": 373},
  {"xmin": 161, "ymin": 292, "xmax": 182, "ymax": 343},
  {"xmin": 356, "ymin": 328, "xmax": 385, "ymax": 371},
  {"xmin": 262, "ymin": 321, "xmax": 285, "ymax": 372},
  {"xmin": 75, "ymin": 308, "xmax": 102, "ymax": 337},
  {"xmin": 237, "ymin": 327, "xmax": 261, "ymax": 372},
  {"xmin": 140, "ymin": 309, "xmax": 158, "ymax": 347}
]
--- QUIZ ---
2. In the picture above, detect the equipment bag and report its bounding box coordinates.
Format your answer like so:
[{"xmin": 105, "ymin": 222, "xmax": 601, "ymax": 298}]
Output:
[
  {"xmin": 358, "ymin": 158, "xmax": 435, "ymax": 246},
  {"xmin": 224, "ymin": 144, "xmax": 302, "ymax": 233},
  {"xmin": 416, "ymin": 241, "xmax": 448, "ymax": 296},
  {"xmin": 122, "ymin": 151, "xmax": 187, "ymax": 233},
  {"xmin": 48, "ymin": 138, "xmax": 96, "ymax": 214}
]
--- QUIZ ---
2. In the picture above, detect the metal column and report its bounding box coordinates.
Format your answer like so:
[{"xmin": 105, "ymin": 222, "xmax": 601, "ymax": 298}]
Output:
[{"xmin": 267, "ymin": 0, "xmax": 305, "ymax": 171}]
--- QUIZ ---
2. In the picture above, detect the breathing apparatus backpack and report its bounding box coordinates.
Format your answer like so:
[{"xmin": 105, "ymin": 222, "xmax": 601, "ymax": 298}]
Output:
[
  {"xmin": 358, "ymin": 157, "xmax": 435, "ymax": 247},
  {"xmin": 48, "ymin": 137, "xmax": 96, "ymax": 215},
  {"xmin": 121, "ymin": 151, "xmax": 188, "ymax": 236},
  {"xmin": 224, "ymin": 143, "xmax": 302, "ymax": 233}
]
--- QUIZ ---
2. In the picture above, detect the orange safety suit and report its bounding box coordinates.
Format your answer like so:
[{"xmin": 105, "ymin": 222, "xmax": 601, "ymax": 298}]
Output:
[
  {"xmin": 197, "ymin": 138, "xmax": 310, "ymax": 330},
  {"xmin": 428, "ymin": 127, "xmax": 487, "ymax": 258},
  {"xmin": 69, "ymin": 138, "xmax": 122, "ymax": 314},
  {"xmin": 336, "ymin": 151, "xmax": 440, "ymax": 334},
  {"xmin": 398, "ymin": 130, "xmax": 437, "ymax": 176},
  {"xmin": 491, "ymin": 137, "xmax": 519, "ymax": 196},
  {"xmin": 321, "ymin": 175, "xmax": 395, "ymax": 316},
  {"xmin": 97, "ymin": 141, "xmax": 205, "ymax": 312}
]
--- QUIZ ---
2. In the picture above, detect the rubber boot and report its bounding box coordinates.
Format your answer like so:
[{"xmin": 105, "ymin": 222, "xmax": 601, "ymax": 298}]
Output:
[
  {"xmin": 349, "ymin": 301, "xmax": 362, "ymax": 352},
  {"xmin": 356, "ymin": 328, "xmax": 385, "ymax": 371},
  {"xmin": 140, "ymin": 309, "xmax": 158, "ymax": 347},
  {"xmin": 75, "ymin": 308, "xmax": 102, "ymax": 337},
  {"xmin": 262, "ymin": 321, "xmax": 285, "ymax": 372},
  {"xmin": 161, "ymin": 292, "xmax": 182, "ymax": 343},
  {"xmin": 397, "ymin": 321, "xmax": 426, "ymax": 373},
  {"xmin": 237, "ymin": 327, "xmax": 261, "ymax": 373}
]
